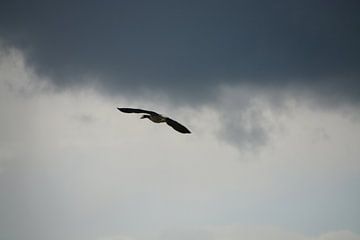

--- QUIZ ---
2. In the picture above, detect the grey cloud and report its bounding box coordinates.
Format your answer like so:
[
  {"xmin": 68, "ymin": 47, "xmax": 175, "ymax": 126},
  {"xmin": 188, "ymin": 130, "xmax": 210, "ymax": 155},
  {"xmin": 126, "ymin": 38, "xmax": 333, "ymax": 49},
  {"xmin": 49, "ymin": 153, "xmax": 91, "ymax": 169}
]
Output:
[
  {"xmin": 207, "ymin": 84, "xmax": 298, "ymax": 151},
  {"xmin": 156, "ymin": 227, "xmax": 360, "ymax": 240},
  {"xmin": 102, "ymin": 227, "xmax": 360, "ymax": 240},
  {"xmin": 1, "ymin": 54, "xmax": 360, "ymax": 239},
  {"xmin": 73, "ymin": 113, "xmax": 96, "ymax": 124},
  {"xmin": 0, "ymin": 0, "xmax": 360, "ymax": 104},
  {"xmin": 219, "ymin": 112, "xmax": 269, "ymax": 151}
]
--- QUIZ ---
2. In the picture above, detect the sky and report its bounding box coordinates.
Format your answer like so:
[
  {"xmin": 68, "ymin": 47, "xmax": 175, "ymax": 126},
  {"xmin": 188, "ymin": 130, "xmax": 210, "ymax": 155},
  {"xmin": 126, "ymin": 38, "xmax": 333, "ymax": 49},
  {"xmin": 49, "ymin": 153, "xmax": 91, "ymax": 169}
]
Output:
[{"xmin": 0, "ymin": 1, "xmax": 360, "ymax": 240}]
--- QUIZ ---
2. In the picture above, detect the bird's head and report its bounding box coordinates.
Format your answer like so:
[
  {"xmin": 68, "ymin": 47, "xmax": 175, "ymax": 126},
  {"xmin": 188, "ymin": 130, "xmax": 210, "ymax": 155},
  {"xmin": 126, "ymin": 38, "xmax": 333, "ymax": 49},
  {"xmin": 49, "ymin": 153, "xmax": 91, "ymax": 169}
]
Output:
[{"xmin": 140, "ymin": 115, "xmax": 149, "ymax": 119}]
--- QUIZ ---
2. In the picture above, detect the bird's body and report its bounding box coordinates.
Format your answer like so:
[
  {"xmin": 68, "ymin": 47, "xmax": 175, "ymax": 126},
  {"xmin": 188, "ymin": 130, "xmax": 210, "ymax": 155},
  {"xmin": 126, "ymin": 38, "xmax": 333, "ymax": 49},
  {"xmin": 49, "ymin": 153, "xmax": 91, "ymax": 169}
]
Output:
[
  {"xmin": 117, "ymin": 108, "xmax": 191, "ymax": 134},
  {"xmin": 142, "ymin": 114, "xmax": 166, "ymax": 123}
]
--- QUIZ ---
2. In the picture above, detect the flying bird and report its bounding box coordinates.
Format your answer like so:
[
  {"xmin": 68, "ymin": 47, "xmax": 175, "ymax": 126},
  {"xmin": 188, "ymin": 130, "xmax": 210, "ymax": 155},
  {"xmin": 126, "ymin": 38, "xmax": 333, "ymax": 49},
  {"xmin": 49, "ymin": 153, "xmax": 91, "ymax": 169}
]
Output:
[{"xmin": 117, "ymin": 108, "xmax": 191, "ymax": 134}]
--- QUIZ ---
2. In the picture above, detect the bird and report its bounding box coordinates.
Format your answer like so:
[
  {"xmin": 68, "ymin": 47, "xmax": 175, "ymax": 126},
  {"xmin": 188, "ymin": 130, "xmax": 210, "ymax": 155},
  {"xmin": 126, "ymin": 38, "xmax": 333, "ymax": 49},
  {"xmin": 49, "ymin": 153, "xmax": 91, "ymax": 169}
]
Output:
[{"xmin": 117, "ymin": 108, "xmax": 191, "ymax": 134}]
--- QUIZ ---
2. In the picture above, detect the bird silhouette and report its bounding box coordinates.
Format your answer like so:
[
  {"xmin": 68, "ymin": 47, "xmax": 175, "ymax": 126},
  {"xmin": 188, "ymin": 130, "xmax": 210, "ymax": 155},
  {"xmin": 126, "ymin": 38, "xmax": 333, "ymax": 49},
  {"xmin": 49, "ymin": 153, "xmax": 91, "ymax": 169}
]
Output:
[{"xmin": 117, "ymin": 108, "xmax": 191, "ymax": 134}]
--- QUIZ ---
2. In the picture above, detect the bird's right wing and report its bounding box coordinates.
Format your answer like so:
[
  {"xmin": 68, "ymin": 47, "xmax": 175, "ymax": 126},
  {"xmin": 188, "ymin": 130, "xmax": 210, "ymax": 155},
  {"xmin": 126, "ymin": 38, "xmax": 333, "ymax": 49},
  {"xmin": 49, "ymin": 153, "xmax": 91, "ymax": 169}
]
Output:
[
  {"xmin": 165, "ymin": 118, "xmax": 191, "ymax": 134},
  {"xmin": 117, "ymin": 108, "xmax": 158, "ymax": 115}
]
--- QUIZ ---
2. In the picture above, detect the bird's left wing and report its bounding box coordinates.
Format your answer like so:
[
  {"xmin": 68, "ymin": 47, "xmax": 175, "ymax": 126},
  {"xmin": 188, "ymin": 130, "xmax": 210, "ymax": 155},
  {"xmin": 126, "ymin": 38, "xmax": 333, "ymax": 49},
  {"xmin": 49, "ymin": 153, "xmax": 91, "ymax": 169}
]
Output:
[
  {"xmin": 117, "ymin": 108, "xmax": 158, "ymax": 115},
  {"xmin": 165, "ymin": 118, "xmax": 191, "ymax": 134}
]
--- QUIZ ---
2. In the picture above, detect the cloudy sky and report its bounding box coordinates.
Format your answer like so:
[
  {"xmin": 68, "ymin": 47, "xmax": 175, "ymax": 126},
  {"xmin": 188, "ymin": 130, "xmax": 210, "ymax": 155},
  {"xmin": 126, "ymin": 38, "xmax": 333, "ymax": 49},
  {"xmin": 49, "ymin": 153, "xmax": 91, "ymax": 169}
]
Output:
[{"xmin": 1, "ymin": 1, "xmax": 360, "ymax": 240}]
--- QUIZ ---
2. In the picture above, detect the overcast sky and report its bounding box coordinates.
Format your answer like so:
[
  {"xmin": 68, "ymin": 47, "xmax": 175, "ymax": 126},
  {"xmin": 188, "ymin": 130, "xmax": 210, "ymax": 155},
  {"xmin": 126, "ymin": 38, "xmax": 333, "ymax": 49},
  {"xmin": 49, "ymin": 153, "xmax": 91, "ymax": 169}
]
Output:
[{"xmin": 1, "ymin": 1, "xmax": 360, "ymax": 240}]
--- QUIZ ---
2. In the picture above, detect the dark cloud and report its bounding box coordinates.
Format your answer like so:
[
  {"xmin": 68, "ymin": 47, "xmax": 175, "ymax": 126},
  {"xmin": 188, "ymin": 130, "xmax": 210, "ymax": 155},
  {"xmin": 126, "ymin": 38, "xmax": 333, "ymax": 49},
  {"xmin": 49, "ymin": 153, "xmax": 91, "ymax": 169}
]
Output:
[{"xmin": 1, "ymin": 0, "xmax": 360, "ymax": 103}]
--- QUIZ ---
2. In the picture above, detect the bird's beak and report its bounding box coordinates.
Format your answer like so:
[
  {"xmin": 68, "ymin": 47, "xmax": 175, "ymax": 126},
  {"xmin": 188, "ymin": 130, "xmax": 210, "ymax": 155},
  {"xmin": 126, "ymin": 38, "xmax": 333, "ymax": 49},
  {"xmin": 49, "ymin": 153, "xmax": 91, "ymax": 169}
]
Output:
[{"xmin": 140, "ymin": 115, "xmax": 146, "ymax": 119}]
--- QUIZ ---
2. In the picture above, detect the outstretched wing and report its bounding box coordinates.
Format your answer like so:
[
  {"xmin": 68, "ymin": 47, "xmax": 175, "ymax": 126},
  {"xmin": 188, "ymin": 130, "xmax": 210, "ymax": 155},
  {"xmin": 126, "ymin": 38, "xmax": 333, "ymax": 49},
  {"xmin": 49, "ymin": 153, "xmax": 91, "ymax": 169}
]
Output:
[
  {"xmin": 117, "ymin": 108, "xmax": 158, "ymax": 115},
  {"xmin": 165, "ymin": 118, "xmax": 191, "ymax": 134}
]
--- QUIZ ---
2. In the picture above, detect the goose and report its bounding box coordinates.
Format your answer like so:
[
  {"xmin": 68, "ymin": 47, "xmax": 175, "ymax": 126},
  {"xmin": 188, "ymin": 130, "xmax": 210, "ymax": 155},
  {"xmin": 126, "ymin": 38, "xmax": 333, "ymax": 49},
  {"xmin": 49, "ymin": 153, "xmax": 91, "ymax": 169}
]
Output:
[{"xmin": 117, "ymin": 108, "xmax": 191, "ymax": 134}]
